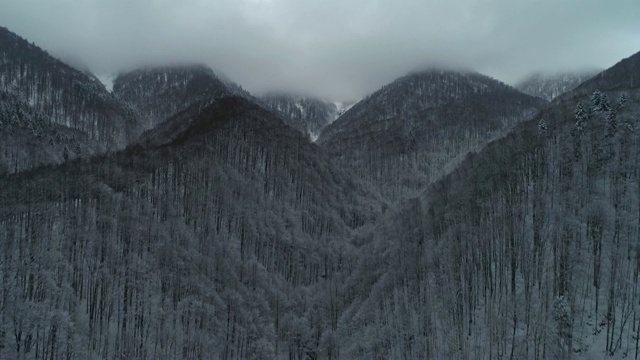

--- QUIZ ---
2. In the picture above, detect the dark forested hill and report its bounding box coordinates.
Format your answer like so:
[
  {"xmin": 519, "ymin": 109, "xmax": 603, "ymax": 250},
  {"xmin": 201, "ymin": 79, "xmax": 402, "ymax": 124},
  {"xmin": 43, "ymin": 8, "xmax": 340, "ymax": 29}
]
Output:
[
  {"xmin": 0, "ymin": 26, "xmax": 142, "ymax": 150},
  {"xmin": 318, "ymin": 70, "xmax": 547, "ymax": 203},
  {"xmin": 515, "ymin": 70, "xmax": 600, "ymax": 101},
  {"xmin": 335, "ymin": 51, "xmax": 640, "ymax": 359},
  {"xmin": 113, "ymin": 65, "xmax": 250, "ymax": 130},
  {"xmin": 259, "ymin": 93, "xmax": 341, "ymax": 139},
  {"xmin": 0, "ymin": 95, "xmax": 380, "ymax": 360}
]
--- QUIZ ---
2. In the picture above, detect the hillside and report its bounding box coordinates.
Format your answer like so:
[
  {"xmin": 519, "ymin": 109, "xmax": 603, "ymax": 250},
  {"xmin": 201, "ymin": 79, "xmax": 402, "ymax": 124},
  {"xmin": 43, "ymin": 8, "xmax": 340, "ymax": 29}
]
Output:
[
  {"xmin": 335, "ymin": 51, "xmax": 640, "ymax": 359},
  {"xmin": 0, "ymin": 95, "xmax": 381, "ymax": 360},
  {"xmin": 0, "ymin": 91, "xmax": 97, "ymax": 174},
  {"xmin": 0, "ymin": 26, "xmax": 142, "ymax": 150},
  {"xmin": 112, "ymin": 65, "xmax": 250, "ymax": 130},
  {"xmin": 2, "ymin": 21, "xmax": 639, "ymax": 360},
  {"xmin": 318, "ymin": 70, "xmax": 546, "ymax": 203}
]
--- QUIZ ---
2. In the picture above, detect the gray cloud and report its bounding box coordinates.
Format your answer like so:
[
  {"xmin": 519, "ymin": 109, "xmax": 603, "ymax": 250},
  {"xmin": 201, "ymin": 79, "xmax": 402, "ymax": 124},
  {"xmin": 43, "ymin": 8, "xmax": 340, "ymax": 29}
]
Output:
[{"xmin": 1, "ymin": 0, "xmax": 639, "ymax": 99}]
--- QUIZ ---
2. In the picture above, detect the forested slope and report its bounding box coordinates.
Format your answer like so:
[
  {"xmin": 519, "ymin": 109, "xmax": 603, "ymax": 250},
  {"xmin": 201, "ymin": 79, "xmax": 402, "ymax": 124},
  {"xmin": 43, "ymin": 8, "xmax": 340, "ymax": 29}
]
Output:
[
  {"xmin": 0, "ymin": 96, "xmax": 380, "ymax": 360},
  {"xmin": 2, "ymin": 22, "xmax": 639, "ymax": 360},
  {"xmin": 0, "ymin": 27, "xmax": 142, "ymax": 150},
  {"xmin": 0, "ymin": 91, "xmax": 97, "ymax": 174},
  {"xmin": 319, "ymin": 70, "xmax": 546, "ymax": 203},
  {"xmin": 336, "ymin": 50, "xmax": 640, "ymax": 359},
  {"xmin": 113, "ymin": 65, "xmax": 248, "ymax": 130}
]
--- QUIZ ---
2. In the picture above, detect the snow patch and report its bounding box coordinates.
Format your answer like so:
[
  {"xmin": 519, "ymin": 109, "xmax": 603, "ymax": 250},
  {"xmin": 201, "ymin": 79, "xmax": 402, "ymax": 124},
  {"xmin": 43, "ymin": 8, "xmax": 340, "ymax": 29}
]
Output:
[
  {"xmin": 295, "ymin": 102, "xmax": 306, "ymax": 117},
  {"xmin": 331, "ymin": 99, "xmax": 360, "ymax": 122},
  {"xmin": 96, "ymin": 74, "xmax": 116, "ymax": 92}
]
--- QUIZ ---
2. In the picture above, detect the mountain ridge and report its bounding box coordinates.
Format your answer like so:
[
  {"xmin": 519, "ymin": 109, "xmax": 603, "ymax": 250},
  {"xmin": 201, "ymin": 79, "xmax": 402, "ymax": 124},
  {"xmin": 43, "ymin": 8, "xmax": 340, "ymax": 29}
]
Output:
[
  {"xmin": 0, "ymin": 26, "xmax": 143, "ymax": 150},
  {"xmin": 335, "ymin": 48, "xmax": 640, "ymax": 358},
  {"xmin": 112, "ymin": 64, "xmax": 248, "ymax": 130},
  {"xmin": 3, "ymin": 22, "xmax": 640, "ymax": 360},
  {"xmin": 318, "ymin": 68, "xmax": 547, "ymax": 203},
  {"xmin": 0, "ymin": 91, "xmax": 381, "ymax": 359}
]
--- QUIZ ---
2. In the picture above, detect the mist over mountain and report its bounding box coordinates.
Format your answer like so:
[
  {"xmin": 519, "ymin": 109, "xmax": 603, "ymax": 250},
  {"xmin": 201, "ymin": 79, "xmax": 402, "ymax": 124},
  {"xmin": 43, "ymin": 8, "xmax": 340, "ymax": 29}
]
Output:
[
  {"xmin": 2, "ymin": 22, "xmax": 640, "ymax": 360},
  {"xmin": 515, "ymin": 70, "xmax": 601, "ymax": 101}
]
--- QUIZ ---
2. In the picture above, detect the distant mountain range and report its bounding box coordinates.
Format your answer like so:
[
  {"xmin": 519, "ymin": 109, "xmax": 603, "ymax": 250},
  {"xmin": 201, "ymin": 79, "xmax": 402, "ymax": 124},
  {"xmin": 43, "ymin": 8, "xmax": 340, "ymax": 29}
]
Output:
[{"xmin": 2, "ymin": 24, "xmax": 639, "ymax": 360}]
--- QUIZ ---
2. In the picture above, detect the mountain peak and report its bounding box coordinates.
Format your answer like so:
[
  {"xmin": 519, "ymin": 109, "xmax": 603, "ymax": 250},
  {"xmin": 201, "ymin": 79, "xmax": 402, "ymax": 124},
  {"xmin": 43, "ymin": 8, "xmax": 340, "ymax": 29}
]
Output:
[
  {"xmin": 316, "ymin": 68, "xmax": 546, "ymax": 204},
  {"xmin": 319, "ymin": 69, "xmax": 537, "ymax": 144},
  {"xmin": 112, "ymin": 64, "xmax": 243, "ymax": 130}
]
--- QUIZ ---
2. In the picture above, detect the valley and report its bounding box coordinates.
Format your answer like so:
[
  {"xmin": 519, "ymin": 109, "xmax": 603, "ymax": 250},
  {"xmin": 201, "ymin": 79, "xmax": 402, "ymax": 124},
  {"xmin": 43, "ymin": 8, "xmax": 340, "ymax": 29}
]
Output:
[{"xmin": 1, "ymin": 24, "xmax": 639, "ymax": 359}]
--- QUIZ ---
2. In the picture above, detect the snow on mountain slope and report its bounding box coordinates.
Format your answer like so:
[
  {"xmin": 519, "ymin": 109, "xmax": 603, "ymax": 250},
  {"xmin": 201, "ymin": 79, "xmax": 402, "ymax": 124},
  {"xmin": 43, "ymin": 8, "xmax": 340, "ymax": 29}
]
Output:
[
  {"xmin": 515, "ymin": 70, "xmax": 600, "ymax": 101},
  {"xmin": 318, "ymin": 69, "xmax": 547, "ymax": 203},
  {"xmin": 259, "ymin": 92, "xmax": 344, "ymax": 139},
  {"xmin": 336, "ymin": 49, "xmax": 640, "ymax": 360},
  {"xmin": 113, "ymin": 65, "xmax": 239, "ymax": 130},
  {"xmin": 332, "ymin": 99, "xmax": 359, "ymax": 122},
  {"xmin": 0, "ymin": 94, "xmax": 381, "ymax": 359},
  {"xmin": 0, "ymin": 26, "xmax": 143, "ymax": 150},
  {"xmin": 95, "ymin": 73, "xmax": 116, "ymax": 92},
  {"xmin": 0, "ymin": 90, "xmax": 97, "ymax": 174}
]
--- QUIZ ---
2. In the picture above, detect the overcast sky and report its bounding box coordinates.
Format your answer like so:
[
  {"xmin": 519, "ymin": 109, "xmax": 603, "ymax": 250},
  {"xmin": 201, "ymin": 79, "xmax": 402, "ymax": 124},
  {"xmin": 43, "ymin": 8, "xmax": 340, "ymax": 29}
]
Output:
[{"xmin": 1, "ymin": 0, "xmax": 639, "ymax": 99}]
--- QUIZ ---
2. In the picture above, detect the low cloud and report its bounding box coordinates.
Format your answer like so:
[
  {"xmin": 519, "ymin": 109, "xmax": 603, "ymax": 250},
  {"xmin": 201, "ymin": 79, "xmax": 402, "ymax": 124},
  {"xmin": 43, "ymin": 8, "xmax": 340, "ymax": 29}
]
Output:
[{"xmin": 1, "ymin": 0, "xmax": 638, "ymax": 99}]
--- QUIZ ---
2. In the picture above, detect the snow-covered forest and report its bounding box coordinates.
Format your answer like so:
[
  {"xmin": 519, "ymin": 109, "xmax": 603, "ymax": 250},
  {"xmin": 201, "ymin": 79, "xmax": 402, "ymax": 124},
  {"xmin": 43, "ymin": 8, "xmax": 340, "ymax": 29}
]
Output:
[
  {"xmin": 318, "ymin": 71, "xmax": 547, "ymax": 204},
  {"xmin": 1, "ymin": 24, "xmax": 640, "ymax": 359}
]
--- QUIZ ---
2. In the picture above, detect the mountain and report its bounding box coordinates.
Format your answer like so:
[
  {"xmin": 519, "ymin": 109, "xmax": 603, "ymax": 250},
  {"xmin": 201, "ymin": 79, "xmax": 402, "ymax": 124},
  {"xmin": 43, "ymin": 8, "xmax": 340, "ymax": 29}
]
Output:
[
  {"xmin": 259, "ymin": 93, "xmax": 346, "ymax": 140},
  {"xmin": 515, "ymin": 70, "xmax": 600, "ymax": 101},
  {"xmin": 335, "ymin": 51, "xmax": 640, "ymax": 358},
  {"xmin": 4, "ymin": 23, "xmax": 640, "ymax": 360},
  {"xmin": 113, "ymin": 65, "xmax": 251, "ymax": 130},
  {"xmin": 318, "ymin": 70, "xmax": 547, "ymax": 203},
  {"xmin": 0, "ymin": 26, "xmax": 142, "ymax": 150},
  {"xmin": 0, "ymin": 94, "xmax": 380, "ymax": 359}
]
